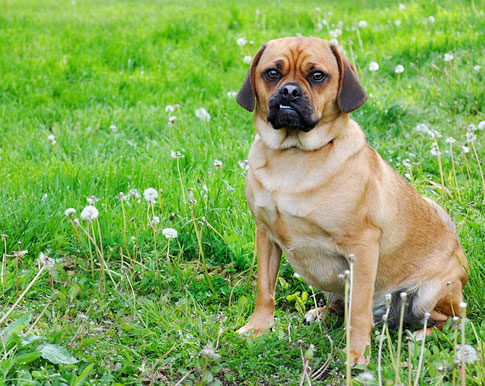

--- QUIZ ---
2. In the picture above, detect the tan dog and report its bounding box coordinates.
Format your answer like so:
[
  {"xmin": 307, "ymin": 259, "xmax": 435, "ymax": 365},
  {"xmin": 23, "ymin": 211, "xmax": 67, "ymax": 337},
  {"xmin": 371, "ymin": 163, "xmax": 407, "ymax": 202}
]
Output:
[{"xmin": 236, "ymin": 37, "xmax": 468, "ymax": 365}]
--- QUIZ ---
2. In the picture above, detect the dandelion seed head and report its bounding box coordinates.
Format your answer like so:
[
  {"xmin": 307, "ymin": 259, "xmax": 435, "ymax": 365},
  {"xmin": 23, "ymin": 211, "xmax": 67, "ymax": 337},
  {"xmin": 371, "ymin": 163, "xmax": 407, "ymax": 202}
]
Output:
[
  {"xmin": 395, "ymin": 64, "xmax": 404, "ymax": 73},
  {"xmin": 394, "ymin": 19, "xmax": 401, "ymax": 26},
  {"xmin": 465, "ymin": 132, "xmax": 477, "ymax": 143},
  {"xmin": 444, "ymin": 53, "xmax": 454, "ymax": 62},
  {"xmin": 424, "ymin": 312, "xmax": 430, "ymax": 319},
  {"xmin": 428, "ymin": 129, "xmax": 441, "ymax": 139},
  {"xmin": 477, "ymin": 121, "xmax": 485, "ymax": 130},
  {"xmin": 243, "ymin": 55, "xmax": 252, "ymax": 64},
  {"xmin": 150, "ymin": 216, "xmax": 160, "ymax": 226},
  {"xmin": 348, "ymin": 253, "xmax": 355, "ymax": 263},
  {"xmin": 171, "ymin": 150, "xmax": 184, "ymax": 159},
  {"xmin": 64, "ymin": 208, "xmax": 76, "ymax": 217},
  {"xmin": 400, "ymin": 291, "xmax": 407, "ymax": 300},
  {"xmin": 236, "ymin": 37, "xmax": 247, "ymax": 47},
  {"xmin": 456, "ymin": 344, "xmax": 478, "ymax": 364},
  {"xmin": 238, "ymin": 159, "xmax": 249, "ymax": 171},
  {"xmin": 399, "ymin": 3, "xmax": 405, "ymax": 11},
  {"xmin": 474, "ymin": 65, "xmax": 481, "ymax": 72},
  {"xmin": 195, "ymin": 107, "xmax": 211, "ymax": 121},
  {"xmin": 37, "ymin": 252, "xmax": 55, "ymax": 270},
  {"xmin": 128, "ymin": 188, "xmax": 141, "ymax": 199},
  {"xmin": 459, "ymin": 302, "xmax": 467, "ymax": 310},
  {"xmin": 47, "ymin": 134, "xmax": 56, "ymax": 145},
  {"xmin": 226, "ymin": 91, "xmax": 237, "ymax": 98},
  {"xmin": 168, "ymin": 116, "xmax": 177, "ymax": 124},
  {"xmin": 368, "ymin": 61, "xmax": 379, "ymax": 71},
  {"xmin": 402, "ymin": 158, "xmax": 411, "ymax": 167},
  {"xmin": 165, "ymin": 105, "xmax": 175, "ymax": 113},
  {"xmin": 461, "ymin": 145, "xmax": 469, "ymax": 154},
  {"xmin": 109, "ymin": 125, "xmax": 118, "ymax": 132},
  {"xmin": 74, "ymin": 218, "xmax": 80, "ymax": 225},
  {"xmin": 162, "ymin": 228, "xmax": 178, "ymax": 239},
  {"xmin": 86, "ymin": 196, "xmax": 99, "ymax": 205},
  {"xmin": 428, "ymin": 16, "xmax": 435, "ymax": 23},
  {"xmin": 143, "ymin": 188, "xmax": 158, "ymax": 204},
  {"xmin": 430, "ymin": 144, "xmax": 441, "ymax": 156},
  {"xmin": 213, "ymin": 159, "xmax": 223, "ymax": 169},
  {"xmin": 329, "ymin": 38, "xmax": 339, "ymax": 46},
  {"xmin": 416, "ymin": 123, "xmax": 429, "ymax": 133},
  {"xmin": 80, "ymin": 205, "xmax": 99, "ymax": 221},
  {"xmin": 356, "ymin": 372, "xmax": 375, "ymax": 383},
  {"xmin": 445, "ymin": 137, "xmax": 455, "ymax": 144},
  {"xmin": 358, "ymin": 20, "xmax": 368, "ymax": 28},
  {"xmin": 385, "ymin": 293, "xmax": 392, "ymax": 302}
]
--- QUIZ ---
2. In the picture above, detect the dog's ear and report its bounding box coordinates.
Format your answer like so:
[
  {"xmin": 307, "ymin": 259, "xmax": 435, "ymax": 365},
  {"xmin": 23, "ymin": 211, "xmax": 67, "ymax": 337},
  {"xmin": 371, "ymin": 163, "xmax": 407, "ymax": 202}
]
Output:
[
  {"xmin": 236, "ymin": 45, "xmax": 266, "ymax": 112},
  {"xmin": 330, "ymin": 44, "xmax": 368, "ymax": 113}
]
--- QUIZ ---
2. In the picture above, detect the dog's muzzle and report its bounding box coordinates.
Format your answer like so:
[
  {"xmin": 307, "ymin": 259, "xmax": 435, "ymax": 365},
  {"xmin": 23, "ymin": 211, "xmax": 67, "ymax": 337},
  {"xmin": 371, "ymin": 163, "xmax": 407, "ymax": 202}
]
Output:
[{"xmin": 267, "ymin": 83, "xmax": 317, "ymax": 132}]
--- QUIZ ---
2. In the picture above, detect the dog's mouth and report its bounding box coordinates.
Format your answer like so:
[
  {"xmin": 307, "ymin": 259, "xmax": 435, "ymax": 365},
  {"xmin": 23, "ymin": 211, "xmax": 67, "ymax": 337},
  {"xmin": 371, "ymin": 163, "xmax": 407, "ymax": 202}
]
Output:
[{"xmin": 267, "ymin": 96, "xmax": 317, "ymax": 132}]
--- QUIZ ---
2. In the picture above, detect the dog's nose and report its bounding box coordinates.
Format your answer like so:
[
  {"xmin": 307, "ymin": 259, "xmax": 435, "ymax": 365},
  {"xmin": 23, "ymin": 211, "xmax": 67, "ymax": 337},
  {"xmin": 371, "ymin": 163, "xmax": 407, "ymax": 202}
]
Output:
[{"xmin": 279, "ymin": 83, "xmax": 302, "ymax": 101}]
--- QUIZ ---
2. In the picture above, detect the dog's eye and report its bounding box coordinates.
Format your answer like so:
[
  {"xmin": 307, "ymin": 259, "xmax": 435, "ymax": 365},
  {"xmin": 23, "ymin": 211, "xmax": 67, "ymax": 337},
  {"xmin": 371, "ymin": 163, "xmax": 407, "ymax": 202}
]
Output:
[
  {"xmin": 265, "ymin": 69, "xmax": 281, "ymax": 81},
  {"xmin": 310, "ymin": 71, "xmax": 327, "ymax": 83}
]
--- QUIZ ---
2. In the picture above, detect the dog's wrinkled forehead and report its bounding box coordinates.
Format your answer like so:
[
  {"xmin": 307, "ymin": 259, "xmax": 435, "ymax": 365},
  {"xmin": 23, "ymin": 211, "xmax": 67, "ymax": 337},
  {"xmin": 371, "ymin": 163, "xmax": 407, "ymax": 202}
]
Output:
[{"xmin": 256, "ymin": 38, "xmax": 338, "ymax": 78}]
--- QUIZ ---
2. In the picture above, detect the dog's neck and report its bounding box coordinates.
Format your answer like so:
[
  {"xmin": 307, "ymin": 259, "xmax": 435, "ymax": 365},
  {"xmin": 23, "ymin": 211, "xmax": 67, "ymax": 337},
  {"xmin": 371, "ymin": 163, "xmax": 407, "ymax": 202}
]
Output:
[{"xmin": 254, "ymin": 113, "xmax": 362, "ymax": 152}]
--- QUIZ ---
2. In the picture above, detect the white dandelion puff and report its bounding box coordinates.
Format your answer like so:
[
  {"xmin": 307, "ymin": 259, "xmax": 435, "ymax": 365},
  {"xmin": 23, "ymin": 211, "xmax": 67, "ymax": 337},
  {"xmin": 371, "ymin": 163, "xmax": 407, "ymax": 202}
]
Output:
[
  {"xmin": 430, "ymin": 143, "xmax": 441, "ymax": 156},
  {"xmin": 80, "ymin": 205, "xmax": 99, "ymax": 221},
  {"xmin": 356, "ymin": 372, "xmax": 375, "ymax": 384},
  {"xmin": 478, "ymin": 121, "xmax": 485, "ymax": 130},
  {"xmin": 37, "ymin": 252, "xmax": 55, "ymax": 271},
  {"xmin": 143, "ymin": 188, "xmax": 158, "ymax": 204},
  {"xmin": 119, "ymin": 192, "xmax": 127, "ymax": 201},
  {"xmin": 109, "ymin": 125, "xmax": 118, "ymax": 132},
  {"xmin": 428, "ymin": 16, "xmax": 435, "ymax": 23},
  {"xmin": 171, "ymin": 150, "xmax": 184, "ymax": 159},
  {"xmin": 428, "ymin": 129, "xmax": 441, "ymax": 139},
  {"xmin": 473, "ymin": 65, "xmax": 481, "ymax": 72},
  {"xmin": 150, "ymin": 216, "xmax": 160, "ymax": 227},
  {"xmin": 465, "ymin": 132, "xmax": 477, "ymax": 143},
  {"xmin": 369, "ymin": 61, "xmax": 379, "ymax": 71},
  {"xmin": 236, "ymin": 37, "xmax": 247, "ymax": 47},
  {"xmin": 358, "ymin": 20, "xmax": 368, "ymax": 28},
  {"xmin": 394, "ymin": 19, "xmax": 401, "ymax": 26},
  {"xmin": 399, "ymin": 3, "xmax": 405, "ymax": 11},
  {"xmin": 238, "ymin": 159, "xmax": 249, "ymax": 171},
  {"xmin": 200, "ymin": 343, "xmax": 220, "ymax": 360},
  {"xmin": 162, "ymin": 228, "xmax": 178, "ymax": 239},
  {"xmin": 165, "ymin": 105, "xmax": 175, "ymax": 113},
  {"xmin": 402, "ymin": 158, "xmax": 411, "ymax": 167},
  {"xmin": 444, "ymin": 53, "xmax": 454, "ymax": 62},
  {"xmin": 64, "ymin": 208, "xmax": 76, "ymax": 217},
  {"xmin": 128, "ymin": 188, "xmax": 141, "ymax": 199},
  {"xmin": 456, "ymin": 344, "xmax": 478, "ymax": 364},
  {"xmin": 330, "ymin": 38, "xmax": 339, "ymax": 46},
  {"xmin": 466, "ymin": 124, "xmax": 477, "ymax": 132},
  {"xmin": 243, "ymin": 55, "xmax": 252, "ymax": 64},
  {"xmin": 446, "ymin": 137, "xmax": 456, "ymax": 144},
  {"xmin": 47, "ymin": 134, "xmax": 56, "ymax": 145},
  {"xmin": 86, "ymin": 196, "xmax": 99, "ymax": 205},
  {"xmin": 416, "ymin": 123, "xmax": 429, "ymax": 133},
  {"xmin": 195, "ymin": 107, "xmax": 211, "ymax": 121},
  {"xmin": 226, "ymin": 91, "xmax": 237, "ymax": 97},
  {"xmin": 461, "ymin": 145, "xmax": 469, "ymax": 154},
  {"xmin": 213, "ymin": 160, "xmax": 223, "ymax": 169},
  {"xmin": 395, "ymin": 64, "xmax": 404, "ymax": 73},
  {"xmin": 168, "ymin": 116, "xmax": 177, "ymax": 124}
]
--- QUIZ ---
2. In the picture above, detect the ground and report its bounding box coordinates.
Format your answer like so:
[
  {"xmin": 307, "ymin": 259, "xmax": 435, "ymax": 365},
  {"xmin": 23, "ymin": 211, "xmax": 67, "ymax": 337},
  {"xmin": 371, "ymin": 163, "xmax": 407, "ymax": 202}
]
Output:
[{"xmin": 0, "ymin": 0, "xmax": 484, "ymax": 385}]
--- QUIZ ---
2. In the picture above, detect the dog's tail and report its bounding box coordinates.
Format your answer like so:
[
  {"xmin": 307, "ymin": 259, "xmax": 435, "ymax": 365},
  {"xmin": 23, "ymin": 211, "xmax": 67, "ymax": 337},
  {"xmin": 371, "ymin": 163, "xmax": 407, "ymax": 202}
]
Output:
[{"xmin": 423, "ymin": 197, "xmax": 457, "ymax": 234}]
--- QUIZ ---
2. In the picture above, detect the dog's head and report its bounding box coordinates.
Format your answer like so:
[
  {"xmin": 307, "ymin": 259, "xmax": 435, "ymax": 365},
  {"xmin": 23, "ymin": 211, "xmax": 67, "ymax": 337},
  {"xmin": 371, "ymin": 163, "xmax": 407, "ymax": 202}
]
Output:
[{"xmin": 237, "ymin": 37, "xmax": 367, "ymax": 150}]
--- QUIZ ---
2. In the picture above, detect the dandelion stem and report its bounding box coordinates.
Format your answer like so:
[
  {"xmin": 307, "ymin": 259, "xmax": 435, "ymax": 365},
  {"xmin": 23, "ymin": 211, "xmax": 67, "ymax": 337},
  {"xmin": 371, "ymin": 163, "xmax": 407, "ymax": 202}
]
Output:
[
  {"xmin": 344, "ymin": 268, "xmax": 352, "ymax": 386},
  {"xmin": 121, "ymin": 200, "xmax": 132, "ymax": 264},
  {"xmin": 176, "ymin": 158, "xmax": 187, "ymax": 204},
  {"xmin": 435, "ymin": 140, "xmax": 446, "ymax": 199},
  {"xmin": 396, "ymin": 293, "xmax": 407, "ymax": 385},
  {"xmin": 459, "ymin": 304, "xmax": 467, "ymax": 386},
  {"xmin": 470, "ymin": 142, "xmax": 485, "ymax": 197},
  {"xmin": 68, "ymin": 217, "xmax": 89, "ymax": 260},
  {"xmin": 449, "ymin": 144, "xmax": 461, "ymax": 200},
  {"xmin": 378, "ymin": 296, "xmax": 392, "ymax": 386},
  {"xmin": 189, "ymin": 205, "xmax": 216, "ymax": 295},
  {"xmin": 413, "ymin": 314, "xmax": 430, "ymax": 386},
  {"xmin": 0, "ymin": 265, "xmax": 46, "ymax": 326}
]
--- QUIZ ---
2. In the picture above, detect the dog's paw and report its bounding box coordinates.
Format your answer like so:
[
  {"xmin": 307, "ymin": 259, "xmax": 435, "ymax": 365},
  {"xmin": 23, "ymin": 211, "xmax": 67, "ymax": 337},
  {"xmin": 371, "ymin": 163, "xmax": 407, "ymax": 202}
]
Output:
[
  {"xmin": 303, "ymin": 307, "xmax": 326, "ymax": 324},
  {"xmin": 349, "ymin": 349, "xmax": 370, "ymax": 366},
  {"xmin": 412, "ymin": 327, "xmax": 433, "ymax": 341},
  {"xmin": 237, "ymin": 315, "xmax": 274, "ymax": 336}
]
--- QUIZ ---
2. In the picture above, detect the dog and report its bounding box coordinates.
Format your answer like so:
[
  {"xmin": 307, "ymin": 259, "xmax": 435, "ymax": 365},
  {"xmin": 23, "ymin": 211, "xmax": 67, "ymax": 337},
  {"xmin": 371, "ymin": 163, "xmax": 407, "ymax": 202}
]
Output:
[{"xmin": 235, "ymin": 37, "xmax": 468, "ymax": 365}]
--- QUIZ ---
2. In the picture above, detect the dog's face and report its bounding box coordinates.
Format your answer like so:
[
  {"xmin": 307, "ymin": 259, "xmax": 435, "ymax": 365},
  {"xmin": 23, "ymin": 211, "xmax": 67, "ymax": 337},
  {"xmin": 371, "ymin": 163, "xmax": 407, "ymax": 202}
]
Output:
[{"xmin": 237, "ymin": 37, "xmax": 368, "ymax": 150}]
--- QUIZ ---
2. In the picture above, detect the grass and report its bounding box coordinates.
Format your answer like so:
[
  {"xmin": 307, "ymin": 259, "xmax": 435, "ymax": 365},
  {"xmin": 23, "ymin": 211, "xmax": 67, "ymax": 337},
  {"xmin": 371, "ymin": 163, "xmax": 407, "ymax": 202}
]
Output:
[{"xmin": 0, "ymin": 0, "xmax": 484, "ymax": 384}]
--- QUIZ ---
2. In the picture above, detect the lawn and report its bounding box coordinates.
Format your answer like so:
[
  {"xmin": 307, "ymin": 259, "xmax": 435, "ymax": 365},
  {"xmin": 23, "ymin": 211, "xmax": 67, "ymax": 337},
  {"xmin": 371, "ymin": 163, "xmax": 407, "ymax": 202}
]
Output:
[{"xmin": 0, "ymin": 0, "xmax": 484, "ymax": 384}]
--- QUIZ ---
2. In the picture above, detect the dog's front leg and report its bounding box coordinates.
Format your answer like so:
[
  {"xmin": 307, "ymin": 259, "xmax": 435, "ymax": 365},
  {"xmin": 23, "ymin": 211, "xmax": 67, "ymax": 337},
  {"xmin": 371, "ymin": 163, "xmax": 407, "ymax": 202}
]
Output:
[
  {"xmin": 343, "ymin": 229, "xmax": 380, "ymax": 365},
  {"xmin": 238, "ymin": 223, "xmax": 282, "ymax": 336}
]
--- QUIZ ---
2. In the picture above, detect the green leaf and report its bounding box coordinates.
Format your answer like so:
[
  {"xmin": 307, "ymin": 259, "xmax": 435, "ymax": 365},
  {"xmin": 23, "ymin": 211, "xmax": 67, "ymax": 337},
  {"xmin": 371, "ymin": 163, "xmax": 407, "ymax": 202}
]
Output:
[
  {"xmin": 68, "ymin": 284, "xmax": 81, "ymax": 302},
  {"xmin": 38, "ymin": 343, "xmax": 78, "ymax": 364},
  {"xmin": 71, "ymin": 363, "xmax": 94, "ymax": 386},
  {"xmin": 14, "ymin": 351, "xmax": 42, "ymax": 365}
]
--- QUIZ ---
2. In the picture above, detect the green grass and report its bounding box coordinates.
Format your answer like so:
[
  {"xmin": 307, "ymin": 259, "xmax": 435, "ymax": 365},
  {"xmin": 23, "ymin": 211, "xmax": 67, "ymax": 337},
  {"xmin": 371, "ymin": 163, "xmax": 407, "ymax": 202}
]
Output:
[{"xmin": 0, "ymin": 0, "xmax": 484, "ymax": 384}]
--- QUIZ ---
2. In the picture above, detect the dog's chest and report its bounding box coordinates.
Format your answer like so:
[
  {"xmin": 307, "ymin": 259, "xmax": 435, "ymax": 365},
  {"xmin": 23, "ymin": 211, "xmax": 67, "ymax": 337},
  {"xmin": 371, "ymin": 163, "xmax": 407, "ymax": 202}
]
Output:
[{"xmin": 248, "ymin": 182, "xmax": 348, "ymax": 293}]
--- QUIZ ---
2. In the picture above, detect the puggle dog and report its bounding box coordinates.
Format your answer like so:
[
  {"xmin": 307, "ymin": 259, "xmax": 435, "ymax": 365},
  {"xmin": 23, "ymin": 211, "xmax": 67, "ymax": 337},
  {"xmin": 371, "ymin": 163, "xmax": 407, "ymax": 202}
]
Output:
[{"xmin": 236, "ymin": 37, "xmax": 468, "ymax": 365}]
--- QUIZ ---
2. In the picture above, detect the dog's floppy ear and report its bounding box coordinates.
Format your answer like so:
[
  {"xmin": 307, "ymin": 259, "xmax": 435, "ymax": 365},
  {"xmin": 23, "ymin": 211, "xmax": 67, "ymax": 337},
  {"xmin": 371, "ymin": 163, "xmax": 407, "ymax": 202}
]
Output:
[
  {"xmin": 236, "ymin": 45, "xmax": 266, "ymax": 112},
  {"xmin": 330, "ymin": 44, "xmax": 368, "ymax": 113}
]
